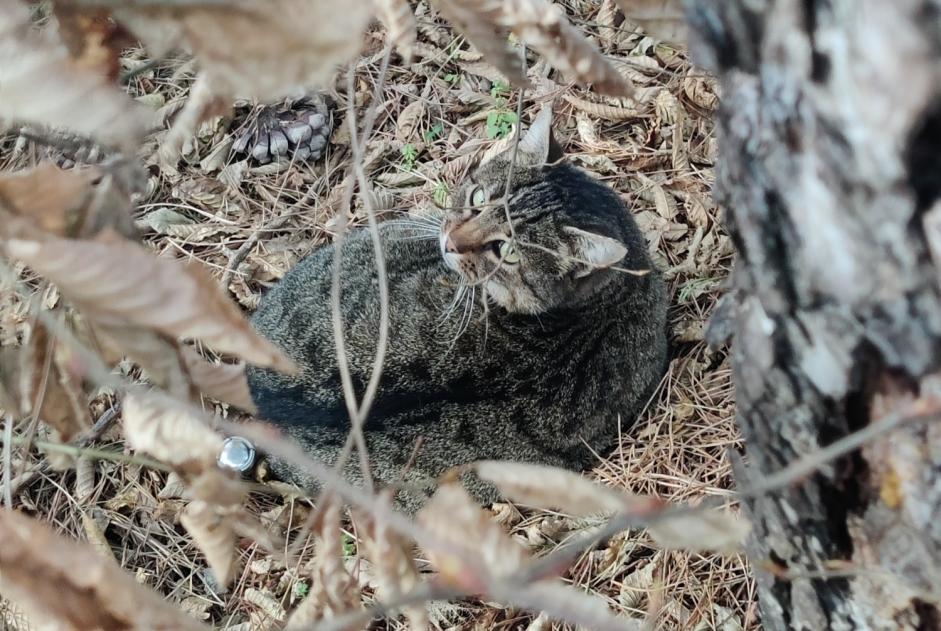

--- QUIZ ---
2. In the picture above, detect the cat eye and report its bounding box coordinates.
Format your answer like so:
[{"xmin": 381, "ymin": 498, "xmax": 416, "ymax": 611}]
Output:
[
  {"xmin": 497, "ymin": 239, "xmax": 520, "ymax": 264},
  {"xmin": 471, "ymin": 186, "xmax": 487, "ymax": 207}
]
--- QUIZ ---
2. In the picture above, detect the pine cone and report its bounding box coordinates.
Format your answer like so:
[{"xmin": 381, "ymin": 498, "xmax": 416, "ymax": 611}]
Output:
[{"xmin": 231, "ymin": 95, "xmax": 332, "ymax": 165}]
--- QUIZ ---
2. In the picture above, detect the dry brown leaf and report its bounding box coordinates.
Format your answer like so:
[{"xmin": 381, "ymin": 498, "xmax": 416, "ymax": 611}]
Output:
[
  {"xmin": 0, "ymin": 322, "xmax": 88, "ymax": 442},
  {"xmin": 375, "ymin": 0, "xmax": 417, "ymax": 62},
  {"xmin": 181, "ymin": 347, "xmax": 258, "ymax": 414},
  {"xmin": 432, "ymin": 0, "xmax": 632, "ymax": 96},
  {"xmin": 0, "ymin": 164, "xmax": 100, "ymax": 239},
  {"xmin": 180, "ymin": 499, "xmax": 241, "ymax": 586},
  {"xmin": 158, "ymin": 74, "xmax": 232, "ymax": 174},
  {"xmin": 359, "ymin": 491, "xmax": 427, "ymax": 630},
  {"xmin": 51, "ymin": 4, "xmax": 135, "ymax": 81},
  {"xmin": 417, "ymin": 482, "xmax": 529, "ymax": 590},
  {"xmin": 284, "ymin": 497, "xmax": 362, "ymax": 629},
  {"xmin": 0, "ymin": 509, "xmax": 210, "ymax": 631},
  {"xmin": 613, "ymin": 0, "xmax": 687, "ymax": 45},
  {"xmin": 0, "ymin": 3, "xmax": 150, "ymax": 149},
  {"xmin": 473, "ymin": 461, "xmax": 664, "ymax": 517},
  {"xmin": 0, "ymin": 162, "xmax": 139, "ymax": 241},
  {"xmin": 428, "ymin": 0, "xmax": 526, "ymax": 85},
  {"xmin": 179, "ymin": 468, "xmax": 248, "ymax": 587},
  {"xmin": 563, "ymin": 93, "xmax": 644, "ymax": 121},
  {"xmin": 499, "ymin": 0, "xmax": 633, "ymax": 96},
  {"xmin": 509, "ymin": 582, "xmax": 645, "ymax": 631},
  {"xmin": 648, "ymin": 509, "xmax": 750, "ymax": 554},
  {"xmin": 122, "ymin": 391, "xmax": 223, "ymax": 469},
  {"xmin": 395, "ymin": 99, "xmax": 427, "ymax": 144},
  {"xmin": 113, "ymin": 0, "xmax": 371, "ymax": 100},
  {"xmin": 5, "ymin": 231, "xmax": 296, "ymax": 373}
]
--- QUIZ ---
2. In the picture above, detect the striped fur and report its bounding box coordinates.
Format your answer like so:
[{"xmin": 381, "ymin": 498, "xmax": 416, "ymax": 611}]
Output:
[{"xmin": 247, "ymin": 158, "xmax": 669, "ymax": 511}]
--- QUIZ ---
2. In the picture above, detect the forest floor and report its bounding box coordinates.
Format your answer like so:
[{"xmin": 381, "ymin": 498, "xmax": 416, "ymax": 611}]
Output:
[{"xmin": 1, "ymin": 1, "xmax": 754, "ymax": 629}]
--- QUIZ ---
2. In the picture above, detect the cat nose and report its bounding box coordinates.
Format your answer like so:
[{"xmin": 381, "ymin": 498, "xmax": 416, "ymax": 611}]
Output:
[{"xmin": 444, "ymin": 232, "xmax": 473, "ymax": 254}]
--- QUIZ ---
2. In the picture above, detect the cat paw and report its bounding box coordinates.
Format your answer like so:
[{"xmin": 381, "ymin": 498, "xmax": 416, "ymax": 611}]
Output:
[{"xmin": 231, "ymin": 95, "xmax": 332, "ymax": 165}]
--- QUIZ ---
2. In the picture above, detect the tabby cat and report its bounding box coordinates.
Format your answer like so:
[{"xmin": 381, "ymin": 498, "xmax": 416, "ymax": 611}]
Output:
[{"xmin": 247, "ymin": 106, "xmax": 669, "ymax": 510}]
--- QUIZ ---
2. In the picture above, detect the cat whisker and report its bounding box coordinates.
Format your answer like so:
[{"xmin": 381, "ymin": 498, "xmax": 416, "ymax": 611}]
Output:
[
  {"xmin": 448, "ymin": 285, "xmax": 476, "ymax": 350},
  {"xmin": 438, "ymin": 281, "xmax": 467, "ymax": 326},
  {"xmin": 384, "ymin": 221, "xmax": 442, "ymax": 233},
  {"xmin": 391, "ymin": 234, "xmax": 440, "ymax": 242}
]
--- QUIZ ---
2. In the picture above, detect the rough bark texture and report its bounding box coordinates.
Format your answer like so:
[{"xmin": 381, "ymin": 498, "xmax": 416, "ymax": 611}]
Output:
[{"xmin": 688, "ymin": 0, "xmax": 941, "ymax": 629}]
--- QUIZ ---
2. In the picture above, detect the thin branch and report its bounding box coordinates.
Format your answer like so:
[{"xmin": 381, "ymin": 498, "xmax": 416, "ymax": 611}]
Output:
[
  {"xmin": 2, "ymin": 415, "xmax": 13, "ymax": 508},
  {"xmin": 737, "ymin": 403, "xmax": 941, "ymax": 499}
]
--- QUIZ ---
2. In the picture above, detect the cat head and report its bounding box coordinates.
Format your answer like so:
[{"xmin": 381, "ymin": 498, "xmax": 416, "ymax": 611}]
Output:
[{"xmin": 440, "ymin": 105, "xmax": 641, "ymax": 315}]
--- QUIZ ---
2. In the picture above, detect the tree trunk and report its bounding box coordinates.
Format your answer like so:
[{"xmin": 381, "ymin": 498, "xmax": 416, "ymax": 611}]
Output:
[{"xmin": 687, "ymin": 0, "xmax": 941, "ymax": 628}]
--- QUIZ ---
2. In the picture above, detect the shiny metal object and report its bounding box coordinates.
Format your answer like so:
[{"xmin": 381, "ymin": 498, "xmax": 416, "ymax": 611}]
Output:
[{"xmin": 218, "ymin": 436, "xmax": 256, "ymax": 473}]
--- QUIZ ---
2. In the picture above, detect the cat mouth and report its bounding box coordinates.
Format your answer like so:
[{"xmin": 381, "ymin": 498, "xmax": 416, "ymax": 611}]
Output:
[{"xmin": 439, "ymin": 229, "xmax": 460, "ymax": 272}]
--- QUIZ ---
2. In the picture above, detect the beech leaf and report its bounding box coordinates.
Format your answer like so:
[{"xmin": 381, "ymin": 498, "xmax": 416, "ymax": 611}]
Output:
[
  {"xmin": 122, "ymin": 392, "xmax": 224, "ymax": 469},
  {"xmin": 113, "ymin": 0, "xmax": 372, "ymax": 100},
  {"xmin": 0, "ymin": 509, "xmax": 209, "ymax": 631},
  {"xmin": 473, "ymin": 460, "xmax": 664, "ymax": 516},
  {"xmin": 429, "ymin": 0, "xmax": 527, "ymax": 85},
  {"xmin": 417, "ymin": 483, "xmax": 529, "ymax": 590},
  {"xmin": 375, "ymin": 0, "xmax": 417, "ymax": 62},
  {"xmin": 5, "ymin": 231, "xmax": 296, "ymax": 373},
  {"xmin": 180, "ymin": 499, "xmax": 240, "ymax": 587},
  {"xmin": 648, "ymin": 510, "xmax": 750, "ymax": 554},
  {"xmin": 0, "ymin": 2, "xmax": 149, "ymax": 149},
  {"xmin": 509, "ymin": 582, "xmax": 646, "ymax": 631},
  {"xmin": 613, "ymin": 0, "xmax": 687, "ymax": 45},
  {"xmin": 431, "ymin": 0, "xmax": 633, "ymax": 96}
]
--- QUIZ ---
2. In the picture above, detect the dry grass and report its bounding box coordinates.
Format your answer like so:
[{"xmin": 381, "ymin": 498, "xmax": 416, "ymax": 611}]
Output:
[{"xmin": 0, "ymin": 0, "xmax": 753, "ymax": 628}]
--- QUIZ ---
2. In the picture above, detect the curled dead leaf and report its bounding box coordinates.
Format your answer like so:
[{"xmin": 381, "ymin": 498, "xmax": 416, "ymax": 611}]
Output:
[
  {"xmin": 284, "ymin": 496, "xmax": 362, "ymax": 629},
  {"xmin": 0, "ymin": 321, "xmax": 90, "ymax": 445},
  {"xmin": 181, "ymin": 348, "xmax": 258, "ymax": 414},
  {"xmin": 358, "ymin": 491, "xmax": 427, "ymax": 630},
  {"xmin": 5, "ymin": 231, "xmax": 296, "ymax": 373},
  {"xmin": 648, "ymin": 509, "xmax": 750, "ymax": 554},
  {"xmin": 500, "ymin": 0, "xmax": 633, "ymax": 96},
  {"xmin": 613, "ymin": 0, "xmax": 687, "ymax": 46},
  {"xmin": 122, "ymin": 391, "xmax": 223, "ymax": 469},
  {"xmin": 473, "ymin": 460, "xmax": 664, "ymax": 517},
  {"xmin": 0, "ymin": 162, "xmax": 139, "ymax": 241},
  {"xmin": 375, "ymin": 0, "xmax": 417, "ymax": 62},
  {"xmin": 0, "ymin": 164, "xmax": 100, "ymax": 239},
  {"xmin": 0, "ymin": 3, "xmax": 150, "ymax": 149},
  {"xmin": 430, "ymin": 0, "xmax": 526, "ymax": 85},
  {"xmin": 180, "ymin": 499, "xmax": 240, "ymax": 587},
  {"xmin": 113, "ymin": 0, "xmax": 371, "ymax": 100},
  {"xmin": 50, "ymin": 4, "xmax": 135, "ymax": 81},
  {"xmin": 432, "ymin": 0, "xmax": 633, "ymax": 96},
  {"xmin": 0, "ymin": 509, "xmax": 209, "ymax": 631},
  {"xmin": 417, "ymin": 482, "xmax": 529, "ymax": 591},
  {"xmin": 395, "ymin": 99, "xmax": 427, "ymax": 144},
  {"xmin": 508, "ymin": 581, "xmax": 645, "ymax": 631}
]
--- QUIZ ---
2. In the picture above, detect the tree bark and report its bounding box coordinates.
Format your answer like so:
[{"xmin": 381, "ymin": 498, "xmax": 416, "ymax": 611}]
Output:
[{"xmin": 687, "ymin": 0, "xmax": 941, "ymax": 628}]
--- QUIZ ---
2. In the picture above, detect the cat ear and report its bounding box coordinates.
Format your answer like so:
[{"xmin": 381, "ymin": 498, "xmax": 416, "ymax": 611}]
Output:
[
  {"xmin": 518, "ymin": 103, "xmax": 564, "ymax": 166},
  {"xmin": 563, "ymin": 226, "xmax": 627, "ymax": 278}
]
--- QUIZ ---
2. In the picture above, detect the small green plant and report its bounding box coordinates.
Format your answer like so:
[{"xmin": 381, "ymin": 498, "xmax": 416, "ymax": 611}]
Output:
[
  {"xmin": 486, "ymin": 110, "xmax": 518, "ymax": 139},
  {"xmin": 677, "ymin": 276, "xmax": 719, "ymax": 304},
  {"xmin": 400, "ymin": 143, "xmax": 419, "ymax": 170},
  {"xmin": 433, "ymin": 181, "xmax": 449, "ymax": 207},
  {"xmin": 490, "ymin": 79, "xmax": 510, "ymax": 100},
  {"xmin": 485, "ymin": 80, "xmax": 516, "ymax": 139},
  {"xmin": 341, "ymin": 532, "xmax": 356, "ymax": 558},
  {"xmin": 443, "ymin": 72, "xmax": 460, "ymax": 85},
  {"xmin": 293, "ymin": 581, "xmax": 309, "ymax": 599},
  {"xmin": 423, "ymin": 122, "xmax": 445, "ymax": 144}
]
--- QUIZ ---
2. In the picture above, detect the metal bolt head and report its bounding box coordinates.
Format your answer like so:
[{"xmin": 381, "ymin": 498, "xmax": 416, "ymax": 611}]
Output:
[{"xmin": 218, "ymin": 436, "xmax": 256, "ymax": 473}]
